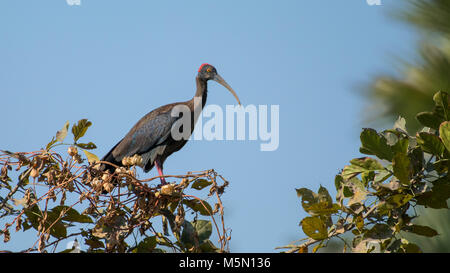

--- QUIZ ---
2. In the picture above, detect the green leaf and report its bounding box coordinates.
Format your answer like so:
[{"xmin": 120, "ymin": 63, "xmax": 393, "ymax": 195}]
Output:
[
  {"xmin": 199, "ymin": 240, "xmax": 220, "ymax": 253},
  {"xmin": 406, "ymin": 225, "xmax": 439, "ymax": 237},
  {"xmin": 415, "ymin": 92, "xmax": 450, "ymax": 130},
  {"xmin": 416, "ymin": 192, "xmax": 449, "ymax": 209},
  {"xmin": 416, "ymin": 132, "xmax": 445, "ymax": 157},
  {"xmin": 296, "ymin": 188, "xmax": 317, "ymax": 209},
  {"xmin": 182, "ymin": 199, "xmax": 213, "ymax": 216},
  {"xmin": 24, "ymin": 205, "xmax": 67, "ymax": 239},
  {"xmin": 48, "ymin": 222, "xmax": 67, "ymax": 239},
  {"xmin": 386, "ymin": 193, "xmax": 413, "ymax": 208},
  {"xmin": 391, "ymin": 136, "xmax": 409, "ymax": 155},
  {"xmin": 342, "ymin": 157, "xmax": 384, "ymax": 180},
  {"xmin": 334, "ymin": 175, "xmax": 344, "ymax": 191},
  {"xmin": 306, "ymin": 203, "xmax": 340, "ymax": 216},
  {"xmin": 355, "ymin": 215, "xmax": 364, "ymax": 230},
  {"xmin": 180, "ymin": 220, "xmax": 212, "ymax": 247},
  {"xmin": 46, "ymin": 137, "xmax": 58, "ymax": 151},
  {"xmin": 416, "ymin": 112, "xmax": 442, "ymax": 130},
  {"xmin": 399, "ymin": 239, "xmax": 422, "ymax": 253},
  {"xmin": 300, "ymin": 216, "xmax": 328, "ymax": 240},
  {"xmin": 85, "ymin": 238, "xmax": 104, "ymax": 249},
  {"xmin": 392, "ymin": 153, "xmax": 412, "ymax": 185},
  {"xmin": 134, "ymin": 236, "xmax": 157, "ymax": 253},
  {"xmin": 360, "ymin": 128, "xmax": 393, "ymax": 161},
  {"xmin": 51, "ymin": 206, "xmax": 93, "ymax": 223},
  {"xmin": 317, "ymin": 186, "xmax": 333, "ymax": 206},
  {"xmin": 439, "ymin": 121, "xmax": 450, "ymax": 152},
  {"xmin": 433, "ymin": 91, "xmax": 450, "ymax": 121},
  {"xmin": 297, "ymin": 187, "xmax": 339, "ymax": 216},
  {"xmin": 416, "ymin": 177, "xmax": 450, "ymax": 209},
  {"xmin": 23, "ymin": 205, "xmax": 42, "ymax": 230},
  {"xmin": 433, "ymin": 159, "xmax": 449, "ymax": 174},
  {"xmin": 409, "ymin": 147, "xmax": 424, "ymax": 174},
  {"xmin": 192, "ymin": 220, "xmax": 212, "ymax": 243},
  {"xmin": 364, "ymin": 223, "xmax": 393, "ymax": 240},
  {"xmin": 191, "ymin": 179, "xmax": 212, "ymax": 190},
  {"xmin": 56, "ymin": 121, "xmax": 70, "ymax": 142},
  {"xmin": 374, "ymin": 169, "xmax": 392, "ymax": 184},
  {"xmin": 72, "ymin": 119, "xmax": 92, "ymax": 142},
  {"xmin": 181, "ymin": 221, "xmax": 196, "ymax": 246},
  {"xmin": 75, "ymin": 142, "xmax": 97, "ymax": 150},
  {"xmin": 343, "ymin": 186, "xmax": 353, "ymax": 197},
  {"xmin": 83, "ymin": 150, "xmax": 99, "ymax": 164}
]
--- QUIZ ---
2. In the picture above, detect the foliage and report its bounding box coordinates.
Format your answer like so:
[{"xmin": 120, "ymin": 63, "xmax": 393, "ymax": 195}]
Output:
[
  {"xmin": 279, "ymin": 91, "xmax": 450, "ymax": 253},
  {"xmin": 397, "ymin": 0, "xmax": 450, "ymax": 37},
  {"xmin": 361, "ymin": 0, "xmax": 450, "ymax": 252},
  {"xmin": 363, "ymin": 0, "xmax": 450, "ymax": 133},
  {"xmin": 0, "ymin": 120, "xmax": 230, "ymax": 253}
]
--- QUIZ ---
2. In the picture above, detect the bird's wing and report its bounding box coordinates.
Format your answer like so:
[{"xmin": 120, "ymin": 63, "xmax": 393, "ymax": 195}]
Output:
[{"xmin": 111, "ymin": 110, "xmax": 179, "ymax": 160}]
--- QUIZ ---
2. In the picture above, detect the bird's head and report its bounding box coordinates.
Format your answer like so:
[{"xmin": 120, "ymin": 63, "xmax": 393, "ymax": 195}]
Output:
[{"xmin": 197, "ymin": 63, "xmax": 241, "ymax": 105}]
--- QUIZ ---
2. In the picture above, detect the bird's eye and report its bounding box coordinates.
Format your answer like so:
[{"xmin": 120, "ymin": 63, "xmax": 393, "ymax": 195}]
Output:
[{"xmin": 206, "ymin": 67, "xmax": 212, "ymax": 73}]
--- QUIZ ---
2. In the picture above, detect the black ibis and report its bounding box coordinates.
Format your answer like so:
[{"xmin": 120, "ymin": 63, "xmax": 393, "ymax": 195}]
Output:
[{"xmin": 101, "ymin": 64, "xmax": 241, "ymax": 185}]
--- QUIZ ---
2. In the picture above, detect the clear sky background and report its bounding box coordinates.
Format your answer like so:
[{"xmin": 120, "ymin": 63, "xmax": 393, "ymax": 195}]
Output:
[{"xmin": 0, "ymin": 0, "xmax": 416, "ymax": 252}]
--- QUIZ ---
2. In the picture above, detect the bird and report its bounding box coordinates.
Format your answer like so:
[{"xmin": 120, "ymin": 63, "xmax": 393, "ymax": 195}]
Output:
[{"xmin": 100, "ymin": 64, "xmax": 241, "ymax": 186}]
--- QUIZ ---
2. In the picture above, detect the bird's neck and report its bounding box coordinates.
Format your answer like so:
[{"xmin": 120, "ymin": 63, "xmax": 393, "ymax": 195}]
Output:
[{"xmin": 194, "ymin": 76, "xmax": 208, "ymax": 108}]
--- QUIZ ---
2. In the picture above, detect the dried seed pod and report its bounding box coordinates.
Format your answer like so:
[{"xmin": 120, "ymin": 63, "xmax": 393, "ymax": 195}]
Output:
[
  {"xmin": 128, "ymin": 154, "xmax": 143, "ymax": 166},
  {"xmin": 31, "ymin": 156, "xmax": 41, "ymax": 169},
  {"xmin": 161, "ymin": 184, "xmax": 175, "ymax": 195},
  {"xmin": 135, "ymin": 155, "xmax": 143, "ymax": 166},
  {"xmin": 91, "ymin": 177, "xmax": 101, "ymax": 187},
  {"xmin": 73, "ymin": 154, "xmax": 83, "ymax": 164},
  {"xmin": 102, "ymin": 173, "xmax": 110, "ymax": 182},
  {"xmin": 30, "ymin": 168, "xmax": 39, "ymax": 178},
  {"xmin": 103, "ymin": 182, "xmax": 114, "ymax": 193},
  {"xmin": 3, "ymin": 229, "xmax": 10, "ymax": 243},
  {"xmin": 213, "ymin": 203, "xmax": 220, "ymax": 214},
  {"xmin": 1, "ymin": 165, "xmax": 8, "ymax": 178},
  {"xmin": 67, "ymin": 146, "xmax": 78, "ymax": 156},
  {"xmin": 122, "ymin": 156, "xmax": 132, "ymax": 166}
]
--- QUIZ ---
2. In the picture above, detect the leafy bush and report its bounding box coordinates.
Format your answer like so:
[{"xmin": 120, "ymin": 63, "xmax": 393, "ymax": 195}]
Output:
[
  {"xmin": 0, "ymin": 120, "xmax": 230, "ymax": 253},
  {"xmin": 279, "ymin": 91, "xmax": 450, "ymax": 253}
]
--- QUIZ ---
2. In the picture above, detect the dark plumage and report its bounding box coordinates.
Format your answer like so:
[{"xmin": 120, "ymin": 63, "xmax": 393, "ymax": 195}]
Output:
[{"xmin": 101, "ymin": 64, "xmax": 240, "ymax": 185}]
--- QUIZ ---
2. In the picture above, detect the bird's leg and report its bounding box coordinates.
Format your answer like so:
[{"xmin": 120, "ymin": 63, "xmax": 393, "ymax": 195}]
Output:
[{"xmin": 154, "ymin": 158, "xmax": 167, "ymax": 185}]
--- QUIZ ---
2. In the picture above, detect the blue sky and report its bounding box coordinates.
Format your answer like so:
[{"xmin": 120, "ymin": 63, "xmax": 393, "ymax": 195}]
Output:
[{"xmin": 0, "ymin": 0, "xmax": 416, "ymax": 252}]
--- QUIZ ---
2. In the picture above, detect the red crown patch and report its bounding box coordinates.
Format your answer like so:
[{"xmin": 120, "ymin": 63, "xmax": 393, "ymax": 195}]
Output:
[{"xmin": 198, "ymin": 63, "xmax": 211, "ymax": 72}]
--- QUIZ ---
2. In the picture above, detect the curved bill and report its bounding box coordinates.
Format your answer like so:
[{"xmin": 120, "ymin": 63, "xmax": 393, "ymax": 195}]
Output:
[{"xmin": 213, "ymin": 74, "xmax": 241, "ymax": 105}]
